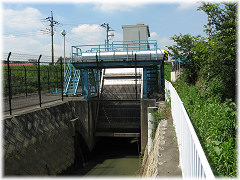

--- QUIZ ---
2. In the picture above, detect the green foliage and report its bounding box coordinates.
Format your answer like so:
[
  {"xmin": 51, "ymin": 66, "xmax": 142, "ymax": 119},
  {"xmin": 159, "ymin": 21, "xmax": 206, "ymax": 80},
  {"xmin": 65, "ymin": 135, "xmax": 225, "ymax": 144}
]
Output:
[
  {"xmin": 174, "ymin": 80, "xmax": 237, "ymax": 177},
  {"xmin": 167, "ymin": 2, "xmax": 236, "ymax": 102},
  {"xmin": 150, "ymin": 106, "xmax": 169, "ymax": 140},
  {"xmin": 164, "ymin": 62, "xmax": 171, "ymax": 82},
  {"xmin": 167, "ymin": 34, "xmax": 205, "ymax": 85},
  {"xmin": 193, "ymin": 3, "xmax": 237, "ymax": 101},
  {"xmin": 151, "ymin": 109, "xmax": 167, "ymax": 124}
]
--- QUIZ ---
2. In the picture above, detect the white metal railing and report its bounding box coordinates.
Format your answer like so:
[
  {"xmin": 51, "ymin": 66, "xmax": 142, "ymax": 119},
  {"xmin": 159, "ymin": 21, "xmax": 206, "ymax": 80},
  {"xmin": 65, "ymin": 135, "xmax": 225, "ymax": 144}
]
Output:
[{"xmin": 165, "ymin": 80, "xmax": 215, "ymax": 179}]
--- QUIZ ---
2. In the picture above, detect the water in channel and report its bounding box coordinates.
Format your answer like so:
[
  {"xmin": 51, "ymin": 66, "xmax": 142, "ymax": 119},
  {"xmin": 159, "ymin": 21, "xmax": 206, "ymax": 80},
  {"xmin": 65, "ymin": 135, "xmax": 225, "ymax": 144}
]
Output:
[{"xmin": 72, "ymin": 137, "xmax": 140, "ymax": 177}]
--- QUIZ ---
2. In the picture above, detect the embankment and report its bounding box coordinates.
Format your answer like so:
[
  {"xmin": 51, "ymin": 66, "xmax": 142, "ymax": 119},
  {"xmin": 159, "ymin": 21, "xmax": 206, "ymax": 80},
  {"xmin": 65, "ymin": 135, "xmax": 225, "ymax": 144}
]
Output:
[{"xmin": 3, "ymin": 99, "xmax": 97, "ymax": 175}]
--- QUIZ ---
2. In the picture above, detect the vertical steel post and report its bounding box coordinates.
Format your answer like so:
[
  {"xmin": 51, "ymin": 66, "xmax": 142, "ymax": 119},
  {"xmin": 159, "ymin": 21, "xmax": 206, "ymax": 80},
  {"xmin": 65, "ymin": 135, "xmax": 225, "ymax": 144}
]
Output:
[
  {"xmin": 60, "ymin": 56, "xmax": 63, "ymax": 101},
  {"xmin": 7, "ymin": 52, "xmax": 12, "ymax": 115},
  {"xmin": 143, "ymin": 67, "xmax": 147, "ymax": 99},
  {"xmin": 24, "ymin": 66, "xmax": 28, "ymax": 97},
  {"xmin": 47, "ymin": 66, "xmax": 50, "ymax": 91},
  {"xmin": 56, "ymin": 66, "xmax": 58, "ymax": 88},
  {"xmin": 37, "ymin": 55, "xmax": 42, "ymax": 107},
  {"xmin": 134, "ymin": 53, "xmax": 138, "ymax": 100},
  {"xmin": 161, "ymin": 58, "xmax": 165, "ymax": 98},
  {"xmin": 96, "ymin": 54, "xmax": 99, "ymax": 95},
  {"xmin": 83, "ymin": 69, "xmax": 89, "ymax": 99},
  {"xmin": 158, "ymin": 64, "xmax": 161, "ymax": 93}
]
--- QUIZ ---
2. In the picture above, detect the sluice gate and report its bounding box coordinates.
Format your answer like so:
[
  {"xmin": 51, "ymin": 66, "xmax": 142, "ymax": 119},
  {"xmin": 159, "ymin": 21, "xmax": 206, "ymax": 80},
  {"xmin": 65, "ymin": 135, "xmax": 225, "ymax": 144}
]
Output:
[
  {"xmin": 64, "ymin": 40, "xmax": 165, "ymax": 139},
  {"xmin": 95, "ymin": 68, "xmax": 141, "ymax": 137}
]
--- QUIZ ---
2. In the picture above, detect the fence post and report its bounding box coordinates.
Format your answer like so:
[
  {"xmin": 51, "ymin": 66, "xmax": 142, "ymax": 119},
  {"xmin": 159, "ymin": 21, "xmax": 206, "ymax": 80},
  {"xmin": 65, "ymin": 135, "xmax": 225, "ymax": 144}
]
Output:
[
  {"xmin": 37, "ymin": 54, "xmax": 42, "ymax": 107},
  {"xmin": 55, "ymin": 66, "xmax": 58, "ymax": 89},
  {"xmin": 23, "ymin": 66, "xmax": 28, "ymax": 97},
  {"xmin": 47, "ymin": 66, "xmax": 50, "ymax": 91},
  {"xmin": 7, "ymin": 52, "xmax": 12, "ymax": 115},
  {"xmin": 60, "ymin": 56, "xmax": 63, "ymax": 101}
]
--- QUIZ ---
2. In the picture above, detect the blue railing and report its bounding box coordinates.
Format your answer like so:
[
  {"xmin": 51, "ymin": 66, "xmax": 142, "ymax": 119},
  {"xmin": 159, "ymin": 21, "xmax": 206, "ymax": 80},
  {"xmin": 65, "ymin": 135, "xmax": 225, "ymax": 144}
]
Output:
[{"xmin": 71, "ymin": 40, "xmax": 161, "ymax": 62}]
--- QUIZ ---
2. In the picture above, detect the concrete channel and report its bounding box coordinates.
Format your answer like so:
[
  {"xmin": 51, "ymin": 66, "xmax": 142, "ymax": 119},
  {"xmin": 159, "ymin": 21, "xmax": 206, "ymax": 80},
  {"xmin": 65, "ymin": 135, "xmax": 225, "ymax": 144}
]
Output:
[
  {"xmin": 3, "ymin": 96, "xmax": 156, "ymax": 176},
  {"xmin": 3, "ymin": 68, "xmax": 181, "ymax": 177}
]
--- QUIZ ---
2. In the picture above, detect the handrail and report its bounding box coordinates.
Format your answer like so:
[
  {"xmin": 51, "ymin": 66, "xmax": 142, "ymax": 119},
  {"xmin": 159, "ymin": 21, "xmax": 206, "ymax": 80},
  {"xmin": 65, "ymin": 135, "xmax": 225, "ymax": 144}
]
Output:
[
  {"xmin": 72, "ymin": 40, "xmax": 158, "ymax": 53},
  {"xmin": 71, "ymin": 41, "xmax": 162, "ymax": 63},
  {"xmin": 165, "ymin": 80, "xmax": 215, "ymax": 179}
]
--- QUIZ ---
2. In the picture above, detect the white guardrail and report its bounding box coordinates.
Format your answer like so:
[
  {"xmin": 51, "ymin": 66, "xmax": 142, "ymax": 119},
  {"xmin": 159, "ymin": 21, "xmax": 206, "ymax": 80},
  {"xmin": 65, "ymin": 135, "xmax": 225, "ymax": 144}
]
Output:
[{"xmin": 165, "ymin": 80, "xmax": 215, "ymax": 179}]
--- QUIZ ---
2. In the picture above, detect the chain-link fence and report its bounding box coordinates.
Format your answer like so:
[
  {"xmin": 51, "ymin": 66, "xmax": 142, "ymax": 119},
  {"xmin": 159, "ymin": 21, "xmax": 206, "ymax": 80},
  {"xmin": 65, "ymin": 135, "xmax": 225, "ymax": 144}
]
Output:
[{"xmin": 3, "ymin": 52, "xmax": 64, "ymax": 115}]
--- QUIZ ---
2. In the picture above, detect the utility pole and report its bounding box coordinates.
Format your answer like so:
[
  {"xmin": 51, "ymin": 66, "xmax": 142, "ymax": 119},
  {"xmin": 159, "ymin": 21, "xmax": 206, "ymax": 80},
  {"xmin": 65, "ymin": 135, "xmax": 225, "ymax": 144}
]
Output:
[
  {"xmin": 45, "ymin": 11, "xmax": 59, "ymax": 65},
  {"xmin": 101, "ymin": 23, "xmax": 114, "ymax": 51},
  {"xmin": 106, "ymin": 23, "xmax": 109, "ymax": 49},
  {"xmin": 51, "ymin": 11, "xmax": 54, "ymax": 65}
]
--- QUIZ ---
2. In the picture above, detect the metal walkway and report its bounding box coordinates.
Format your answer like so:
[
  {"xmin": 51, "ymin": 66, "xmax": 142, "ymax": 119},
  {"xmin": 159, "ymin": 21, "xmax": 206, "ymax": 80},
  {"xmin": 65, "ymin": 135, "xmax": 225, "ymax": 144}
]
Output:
[{"xmin": 64, "ymin": 40, "xmax": 164, "ymax": 99}]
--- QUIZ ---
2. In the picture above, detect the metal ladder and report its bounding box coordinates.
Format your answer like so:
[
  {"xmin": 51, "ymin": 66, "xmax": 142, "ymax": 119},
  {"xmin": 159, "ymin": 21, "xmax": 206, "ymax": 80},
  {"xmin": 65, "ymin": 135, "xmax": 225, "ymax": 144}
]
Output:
[{"xmin": 146, "ymin": 67, "xmax": 158, "ymax": 96}]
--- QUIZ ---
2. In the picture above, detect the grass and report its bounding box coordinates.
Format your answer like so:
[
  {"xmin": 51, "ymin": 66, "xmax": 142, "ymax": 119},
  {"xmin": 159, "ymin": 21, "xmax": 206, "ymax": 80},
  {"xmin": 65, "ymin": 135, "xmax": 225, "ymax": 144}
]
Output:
[
  {"xmin": 164, "ymin": 62, "xmax": 171, "ymax": 82},
  {"xmin": 3, "ymin": 65, "xmax": 62, "ymax": 96}
]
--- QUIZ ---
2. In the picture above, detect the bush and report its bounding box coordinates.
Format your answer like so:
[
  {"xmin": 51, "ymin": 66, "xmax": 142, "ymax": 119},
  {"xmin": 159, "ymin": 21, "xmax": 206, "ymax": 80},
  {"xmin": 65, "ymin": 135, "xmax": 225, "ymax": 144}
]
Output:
[{"xmin": 174, "ymin": 80, "xmax": 237, "ymax": 177}]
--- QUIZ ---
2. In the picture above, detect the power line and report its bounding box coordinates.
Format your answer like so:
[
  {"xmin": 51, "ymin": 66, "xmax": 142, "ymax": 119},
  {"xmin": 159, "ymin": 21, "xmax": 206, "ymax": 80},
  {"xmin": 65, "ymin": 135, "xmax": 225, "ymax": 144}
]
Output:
[
  {"xmin": 65, "ymin": 36, "xmax": 82, "ymax": 44},
  {"xmin": 6, "ymin": 20, "xmax": 42, "ymax": 25},
  {"xmin": 3, "ymin": 31, "xmax": 49, "ymax": 38}
]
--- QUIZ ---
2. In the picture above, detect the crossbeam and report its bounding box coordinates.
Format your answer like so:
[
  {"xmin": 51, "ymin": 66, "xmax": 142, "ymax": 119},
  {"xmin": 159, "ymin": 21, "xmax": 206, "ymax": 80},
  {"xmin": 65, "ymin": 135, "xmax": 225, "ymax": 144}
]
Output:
[
  {"xmin": 95, "ymin": 132, "xmax": 140, "ymax": 137},
  {"xmin": 72, "ymin": 60, "xmax": 161, "ymax": 69}
]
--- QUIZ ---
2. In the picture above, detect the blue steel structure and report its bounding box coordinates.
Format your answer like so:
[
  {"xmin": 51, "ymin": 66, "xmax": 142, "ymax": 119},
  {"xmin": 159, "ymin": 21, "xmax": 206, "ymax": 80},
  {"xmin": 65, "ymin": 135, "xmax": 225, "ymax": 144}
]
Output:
[{"xmin": 64, "ymin": 40, "xmax": 164, "ymax": 99}]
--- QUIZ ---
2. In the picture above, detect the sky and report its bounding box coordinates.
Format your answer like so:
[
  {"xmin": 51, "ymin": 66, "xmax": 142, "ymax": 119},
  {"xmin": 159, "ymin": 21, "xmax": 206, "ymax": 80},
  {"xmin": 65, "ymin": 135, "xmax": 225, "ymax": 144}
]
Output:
[{"xmin": 1, "ymin": 0, "xmax": 211, "ymax": 58}]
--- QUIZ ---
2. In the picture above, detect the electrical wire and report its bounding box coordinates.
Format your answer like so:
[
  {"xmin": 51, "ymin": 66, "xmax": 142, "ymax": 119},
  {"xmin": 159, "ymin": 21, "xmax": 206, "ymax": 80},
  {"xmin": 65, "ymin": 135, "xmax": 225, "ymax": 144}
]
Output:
[
  {"xmin": 3, "ymin": 31, "xmax": 49, "ymax": 38},
  {"xmin": 65, "ymin": 36, "xmax": 83, "ymax": 44}
]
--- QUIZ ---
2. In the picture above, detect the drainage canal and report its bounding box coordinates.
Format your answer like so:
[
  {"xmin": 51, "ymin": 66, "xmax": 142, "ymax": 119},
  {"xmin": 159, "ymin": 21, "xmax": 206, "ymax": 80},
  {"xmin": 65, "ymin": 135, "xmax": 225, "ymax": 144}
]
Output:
[
  {"xmin": 76, "ymin": 137, "xmax": 140, "ymax": 176},
  {"xmin": 61, "ymin": 136, "xmax": 140, "ymax": 176},
  {"xmin": 61, "ymin": 82, "xmax": 141, "ymax": 176},
  {"xmin": 60, "ymin": 99, "xmax": 141, "ymax": 176}
]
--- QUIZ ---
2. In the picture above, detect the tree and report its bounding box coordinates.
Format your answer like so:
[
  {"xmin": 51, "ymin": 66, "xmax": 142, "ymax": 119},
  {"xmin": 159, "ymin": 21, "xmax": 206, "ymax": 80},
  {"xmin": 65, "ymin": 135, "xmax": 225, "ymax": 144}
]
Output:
[
  {"xmin": 167, "ymin": 34, "xmax": 205, "ymax": 85},
  {"xmin": 168, "ymin": 3, "xmax": 237, "ymax": 101},
  {"xmin": 197, "ymin": 3, "xmax": 237, "ymax": 101}
]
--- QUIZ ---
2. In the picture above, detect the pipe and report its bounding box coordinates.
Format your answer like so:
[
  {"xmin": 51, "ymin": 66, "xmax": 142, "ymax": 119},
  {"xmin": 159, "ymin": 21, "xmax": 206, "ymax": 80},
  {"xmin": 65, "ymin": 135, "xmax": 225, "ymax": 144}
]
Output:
[{"xmin": 75, "ymin": 49, "xmax": 164, "ymax": 62}]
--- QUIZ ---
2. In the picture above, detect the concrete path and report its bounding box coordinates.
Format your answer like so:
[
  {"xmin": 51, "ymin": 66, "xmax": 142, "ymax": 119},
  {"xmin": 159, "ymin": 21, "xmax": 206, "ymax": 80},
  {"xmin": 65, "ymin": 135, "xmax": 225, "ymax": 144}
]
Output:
[{"xmin": 141, "ymin": 102, "xmax": 182, "ymax": 177}]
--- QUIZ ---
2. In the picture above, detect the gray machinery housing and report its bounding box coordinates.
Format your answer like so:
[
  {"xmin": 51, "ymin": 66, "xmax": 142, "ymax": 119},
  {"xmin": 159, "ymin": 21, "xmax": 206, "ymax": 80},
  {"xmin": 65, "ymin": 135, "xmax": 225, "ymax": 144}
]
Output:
[{"xmin": 122, "ymin": 23, "xmax": 150, "ymax": 50}]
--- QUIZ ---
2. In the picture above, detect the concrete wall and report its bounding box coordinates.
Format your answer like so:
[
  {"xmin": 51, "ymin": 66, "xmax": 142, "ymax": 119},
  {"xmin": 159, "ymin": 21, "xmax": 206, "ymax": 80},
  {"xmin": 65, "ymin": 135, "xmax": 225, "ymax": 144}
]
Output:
[
  {"xmin": 3, "ymin": 99, "xmax": 97, "ymax": 175},
  {"xmin": 70, "ymin": 100, "xmax": 97, "ymax": 151},
  {"xmin": 141, "ymin": 103, "xmax": 182, "ymax": 177},
  {"xmin": 141, "ymin": 99, "xmax": 156, "ymax": 153}
]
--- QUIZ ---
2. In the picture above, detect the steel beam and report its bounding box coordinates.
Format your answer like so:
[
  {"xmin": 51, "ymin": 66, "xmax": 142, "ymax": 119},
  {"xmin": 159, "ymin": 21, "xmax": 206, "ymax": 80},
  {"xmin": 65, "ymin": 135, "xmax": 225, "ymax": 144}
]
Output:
[
  {"xmin": 95, "ymin": 132, "xmax": 140, "ymax": 137},
  {"xmin": 82, "ymin": 69, "xmax": 89, "ymax": 99},
  {"xmin": 142, "ymin": 67, "xmax": 148, "ymax": 99},
  {"xmin": 72, "ymin": 60, "xmax": 162, "ymax": 69}
]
